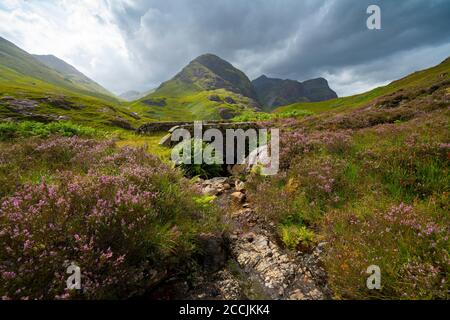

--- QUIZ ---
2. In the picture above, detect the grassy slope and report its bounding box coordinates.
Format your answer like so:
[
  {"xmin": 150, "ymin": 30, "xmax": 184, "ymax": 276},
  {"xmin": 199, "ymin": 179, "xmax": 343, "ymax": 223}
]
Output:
[
  {"xmin": 0, "ymin": 37, "xmax": 117, "ymax": 102},
  {"xmin": 32, "ymin": 54, "xmax": 114, "ymax": 98},
  {"xmin": 247, "ymin": 57, "xmax": 450, "ymax": 299},
  {"xmin": 0, "ymin": 37, "xmax": 159, "ymax": 130},
  {"xmin": 130, "ymin": 57, "xmax": 260, "ymax": 120},
  {"xmin": 0, "ymin": 64, "xmax": 149, "ymax": 129},
  {"xmin": 274, "ymin": 57, "xmax": 450, "ymax": 114}
]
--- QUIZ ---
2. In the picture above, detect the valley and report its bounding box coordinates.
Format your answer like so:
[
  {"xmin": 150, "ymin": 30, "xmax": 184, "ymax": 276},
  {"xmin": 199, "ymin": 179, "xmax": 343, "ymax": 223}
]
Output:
[{"xmin": 0, "ymin": 34, "xmax": 449, "ymax": 301}]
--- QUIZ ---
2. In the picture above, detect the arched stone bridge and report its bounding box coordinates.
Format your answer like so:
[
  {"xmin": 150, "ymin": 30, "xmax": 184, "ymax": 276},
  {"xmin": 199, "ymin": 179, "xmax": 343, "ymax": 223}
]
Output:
[{"xmin": 136, "ymin": 120, "xmax": 263, "ymax": 147}]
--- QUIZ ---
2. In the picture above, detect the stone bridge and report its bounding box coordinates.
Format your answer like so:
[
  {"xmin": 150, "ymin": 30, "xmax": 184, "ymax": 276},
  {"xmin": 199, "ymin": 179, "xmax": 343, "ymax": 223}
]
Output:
[
  {"xmin": 136, "ymin": 120, "xmax": 263, "ymax": 147},
  {"xmin": 137, "ymin": 121, "xmax": 267, "ymax": 172}
]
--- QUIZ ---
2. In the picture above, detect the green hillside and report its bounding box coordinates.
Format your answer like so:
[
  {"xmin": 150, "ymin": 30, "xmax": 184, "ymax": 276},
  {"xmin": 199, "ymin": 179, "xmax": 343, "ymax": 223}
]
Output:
[
  {"xmin": 130, "ymin": 54, "xmax": 261, "ymax": 120},
  {"xmin": 0, "ymin": 37, "xmax": 151, "ymax": 129},
  {"xmin": 274, "ymin": 57, "xmax": 450, "ymax": 115},
  {"xmin": 32, "ymin": 54, "xmax": 114, "ymax": 98},
  {"xmin": 0, "ymin": 37, "xmax": 117, "ymax": 102}
]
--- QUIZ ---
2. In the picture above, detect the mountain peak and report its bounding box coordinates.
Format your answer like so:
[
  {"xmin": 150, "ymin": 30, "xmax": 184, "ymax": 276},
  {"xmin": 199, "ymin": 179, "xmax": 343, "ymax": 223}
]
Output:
[
  {"xmin": 254, "ymin": 75, "xmax": 268, "ymax": 81},
  {"xmin": 156, "ymin": 53, "xmax": 259, "ymax": 102},
  {"xmin": 252, "ymin": 75, "xmax": 337, "ymax": 111},
  {"xmin": 193, "ymin": 53, "xmax": 223, "ymax": 61}
]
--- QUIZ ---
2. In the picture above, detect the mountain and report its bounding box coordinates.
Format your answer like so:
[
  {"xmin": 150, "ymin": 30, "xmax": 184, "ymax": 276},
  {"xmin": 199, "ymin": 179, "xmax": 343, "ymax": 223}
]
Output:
[
  {"xmin": 132, "ymin": 54, "xmax": 261, "ymax": 120},
  {"xmin": 119, "ymin": 90, "xmax": 142, "ymax": 101},
  {"xmin": 32, "ymin": 54, "xmax": 113, "ymax": 97},
  {"xmin": 0, "ymin": 36, "xmax": 146, "ymax": 129},
  {"xmin": 274, "ymin": 56, "xmax": 450, "ymax": 115},
  {"xmin": 119, "ymin": 88, "xmax": 156, "ymax": 101},
  {"xmin": 252, "ymin": 75, "xmax": 337, "ymax": 111}
]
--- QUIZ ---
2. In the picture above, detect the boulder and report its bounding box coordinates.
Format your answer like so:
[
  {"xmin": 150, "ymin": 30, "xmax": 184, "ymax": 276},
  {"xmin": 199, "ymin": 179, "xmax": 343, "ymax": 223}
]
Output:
[
  {"xmin": 129, "ymin": 112, "xmax": 141, "ymax": 120},
  {"xmin": 235, "ymin": 181, "xmax": 245, "ymax": 192},
  {"xmin": 218, "ymin": 108, "xmax": 237, "ymax": 120},
  {"xmin": 208, "ymin": 95, "xmax": 222, "ymax": 102},
  {"xmin": 224, "ymin": 96, "xmax": 236, "ymax": 104},
  {"xmin": 231, "ymin": 191, "xmax": 246, "ymax": 203},
  {"xmin": 203, "ymin": 185, "xmax": 219, "ymax": 196},
  {"xmin": 141, "ymin": 98, "xmax": 166, "ymax": 107},
  {"xmin": 109, "ymin": 117, "xmax": 134, "ymax": 130}
]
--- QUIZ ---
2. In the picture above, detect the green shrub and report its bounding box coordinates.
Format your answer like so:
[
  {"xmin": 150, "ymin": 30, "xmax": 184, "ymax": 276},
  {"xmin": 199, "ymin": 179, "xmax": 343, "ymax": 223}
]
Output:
[
  {"xmin": 0, "ymin": 121, "xmax": 99, "ymax": 141},
  {"xmin": 173, "ymin": 138, "xmax": 223, "ymax": 178},
  {"xmin": 280, "ymin": 225, "xmax": 315, "ymax": 250},
  {"xmin": 232, "ymin": 110, "xmax": 313, "ymax": 122}
]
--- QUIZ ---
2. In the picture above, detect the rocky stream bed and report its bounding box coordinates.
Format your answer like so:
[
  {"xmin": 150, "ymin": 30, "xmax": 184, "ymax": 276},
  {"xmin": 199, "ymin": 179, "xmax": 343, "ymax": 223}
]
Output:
[{"xmin": 150, "ymin": 177, "xmax": 331, "ymax": 300}]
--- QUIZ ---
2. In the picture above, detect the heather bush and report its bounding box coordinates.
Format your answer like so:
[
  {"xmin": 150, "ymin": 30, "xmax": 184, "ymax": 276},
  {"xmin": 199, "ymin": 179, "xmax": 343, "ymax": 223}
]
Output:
[
  {"xmin": 279, "ymin": 130, "xmax": 313, "ymax": 170},
  {"xmin": 312, "ymin": 130, "xmax": 353, "ymax": 154},
  {"xmin": 248, "ymin": 104, "xmax": 449, "ymax": 299},
  {"xmin": 248, "ymin": 154, "xmax": 347, "ymax": 231},
  {"xmin": 0, "ymin": 137, "xmax": 220, "ymax": 299},
  {"xmin": 0, "ymin": 137, "xmax": 115, "ymax": 199},
  {"xmin": 324, "ymin": 199, "xmax": 449, "ymax": 299}
]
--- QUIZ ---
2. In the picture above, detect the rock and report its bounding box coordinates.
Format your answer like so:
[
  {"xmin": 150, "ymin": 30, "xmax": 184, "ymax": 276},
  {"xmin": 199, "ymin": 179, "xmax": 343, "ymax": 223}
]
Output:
[
  {"xmin": 289, "ymin": 289, "xmax": 305, "ymax": 300},
  {"xmin": 208, "ymin": 95, "xmax": 221, "ymax": 102},
  {"xmin": 129, "ymin": 112, "xmax": 140, "ymax": 120},
  {"xmin": 307, "ymin": 288, "xmax": 324, "ymax": 300},
  {"xmin": 235, "ymin": 181, "xmax": 245, "ymax": 192},
  {"xmin": 223, "ymin": 183, "xmax": 231, "ymax": 190},
  {"xmin": 228, "ymin": 164, "xmax": 248, "ymax": 176},
  {"xmin": 197, "ymin": 233, "xmax": 227, "ymax": 272},
  {"xmin": 244, "ymin": 232, "xmax": 256, "ymax": 242},
  {"xmin": 203, "ymin": 185, "xmax": 219, "ymax": 196},
  {"xmin": 218, "ymin": 108, "xmax": 236, "ymax": 120},
  {"xmin": 209, "ymin": 177, "xmax": 228, "ymax": 185},
  {"xmin": 224, "ymin": 96, "xmax": 236, "ymax": 104},
  {"xmin": 141, "ymin": 98, "xmax": 166, "ymax": 107},
  {"xmin": 2, "ymin": 98, "xmax": 37, "ymax": 111},
  {"xmin": 109, "ymin": 117, "xmax": 134, "ymax": 130},
  {"xmin": 231, "ymin": 191, "xmax": 246, "ymax": 203}
]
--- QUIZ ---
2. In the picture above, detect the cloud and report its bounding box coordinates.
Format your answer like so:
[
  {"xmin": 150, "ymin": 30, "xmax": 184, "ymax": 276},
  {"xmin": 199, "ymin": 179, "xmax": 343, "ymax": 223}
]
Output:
[{"xmin": 0, "ymin": 0, "xmax": 449, "ymax": 96}]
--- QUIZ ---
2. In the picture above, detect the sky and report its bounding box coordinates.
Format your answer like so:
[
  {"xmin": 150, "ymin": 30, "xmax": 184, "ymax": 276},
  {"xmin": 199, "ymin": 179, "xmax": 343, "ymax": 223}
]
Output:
[{"xmin": 0, "ymin": 0, "xmax": 449, "ymax": 97}]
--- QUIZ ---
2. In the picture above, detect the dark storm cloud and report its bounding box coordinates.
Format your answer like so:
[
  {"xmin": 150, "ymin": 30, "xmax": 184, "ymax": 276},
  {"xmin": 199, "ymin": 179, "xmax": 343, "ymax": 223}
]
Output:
[
  {"xmin": 4, "ymin": 0, "xmax": 446, "ymax": 95},
  {"xmin": 105, "ymin": 0, "xmax": 450, "ymax": 95}
]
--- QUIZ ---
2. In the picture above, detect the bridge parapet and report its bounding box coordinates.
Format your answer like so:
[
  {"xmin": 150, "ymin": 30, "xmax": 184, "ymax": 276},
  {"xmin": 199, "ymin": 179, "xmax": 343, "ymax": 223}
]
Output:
[{"xmin": 136, "ymin": 121, "xmax": 262, "ymax": 135}]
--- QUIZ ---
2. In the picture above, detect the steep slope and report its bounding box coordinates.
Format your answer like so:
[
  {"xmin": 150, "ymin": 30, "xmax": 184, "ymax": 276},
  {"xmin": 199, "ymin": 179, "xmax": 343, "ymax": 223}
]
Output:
[
  {"xmin": 0, "ymin": 37, "xmax": 115, "ymax": 101},
  {"xmin": 246, "ymin": 60, "xmax": 450, "ymax": 301},
  {"xmin": 291, "ymin": 58, "xmax": 450, "ymax": 133},
  {"xmin": 252, "ymin": 75, "xmax": 337, "ymax": 111},
  {"xmin": 274, "ymin": 57, "xmax": 450, "ymax": 115},
  {"xmin": 132, "ymin": 54, "xmax": 261, "ymax": 120},
  {"xmin": 0, "ymin": 37, "xmax": 147, "ymax": 129},
  {"xmin": 32, "ymin": 54, "xmax": 113, "ymax": 97}
]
